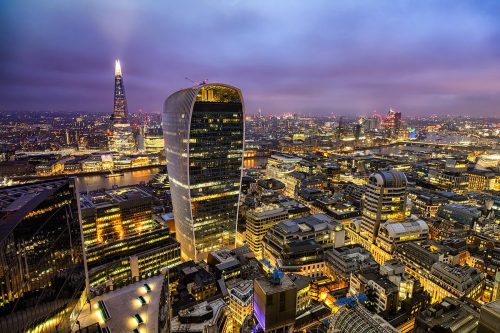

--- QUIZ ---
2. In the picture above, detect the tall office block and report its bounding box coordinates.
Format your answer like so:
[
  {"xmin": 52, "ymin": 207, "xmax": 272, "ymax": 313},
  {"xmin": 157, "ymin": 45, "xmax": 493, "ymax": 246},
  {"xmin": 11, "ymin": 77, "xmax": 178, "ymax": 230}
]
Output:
[
  {"xmin": 360, "ymin": 170, "xmax": 408, "ymax": 242},
  {"xmin": 109, "ymin": 59, "xmax": 135, "ymax": 152},
  {"xmin": 0, "ymin": 179, "xmax": 85, "ymax": 333},
  {"xmin": 163, "ymin": 83, "xmax": 245, "ymax": 261},
  {"xmin": 253, "ymin": 274, "xmax": 297, "ymax": 332},
  {"xmin": 80, "ymin": 186, "xmax": 181, "ymax": 293}
]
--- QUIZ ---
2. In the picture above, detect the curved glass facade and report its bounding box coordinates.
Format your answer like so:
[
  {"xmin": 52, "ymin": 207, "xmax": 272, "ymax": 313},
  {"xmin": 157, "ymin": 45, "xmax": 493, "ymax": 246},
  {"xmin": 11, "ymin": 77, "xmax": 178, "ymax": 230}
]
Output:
[{"xmin": 163, "ymin": 84, "xmax": 244, "ymax": 261}]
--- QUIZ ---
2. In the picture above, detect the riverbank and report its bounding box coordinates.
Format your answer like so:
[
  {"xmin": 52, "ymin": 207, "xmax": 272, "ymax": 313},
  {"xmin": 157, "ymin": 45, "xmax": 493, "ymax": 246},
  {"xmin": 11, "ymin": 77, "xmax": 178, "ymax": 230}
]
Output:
[{"xmin": 11, "ymin": 164, "xmax": 163, "ymax": 181}]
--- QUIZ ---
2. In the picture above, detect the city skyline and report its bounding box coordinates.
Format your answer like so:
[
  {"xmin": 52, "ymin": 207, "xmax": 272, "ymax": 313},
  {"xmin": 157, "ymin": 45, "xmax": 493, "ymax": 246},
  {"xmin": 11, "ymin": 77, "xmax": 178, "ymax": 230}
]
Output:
[{"xmin": 1, "ymin": 1, "xmax": 500, "ymax": 117}]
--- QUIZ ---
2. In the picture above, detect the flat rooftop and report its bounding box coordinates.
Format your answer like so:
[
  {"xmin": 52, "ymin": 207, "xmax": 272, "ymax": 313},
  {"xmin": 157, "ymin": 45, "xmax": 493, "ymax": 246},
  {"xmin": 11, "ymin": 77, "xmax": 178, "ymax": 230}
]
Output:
[
  {"xmin": 80, "ymin": 186, "xmax": 151, "ymax": 209},
  {"xmin": 254, "ymin": 274, "xmax": 296, "ymax": 294},
  {"xmin": 73, "ymin": 275, "xmax": 164, "ymax": 333}
]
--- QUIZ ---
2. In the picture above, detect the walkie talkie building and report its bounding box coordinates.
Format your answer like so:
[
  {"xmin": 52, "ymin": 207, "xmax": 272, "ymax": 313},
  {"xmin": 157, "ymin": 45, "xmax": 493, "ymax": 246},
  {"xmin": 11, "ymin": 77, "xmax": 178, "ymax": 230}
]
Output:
[{"xmin": 163, "ymin": 84, "xmax": 244, "ymax": 261}]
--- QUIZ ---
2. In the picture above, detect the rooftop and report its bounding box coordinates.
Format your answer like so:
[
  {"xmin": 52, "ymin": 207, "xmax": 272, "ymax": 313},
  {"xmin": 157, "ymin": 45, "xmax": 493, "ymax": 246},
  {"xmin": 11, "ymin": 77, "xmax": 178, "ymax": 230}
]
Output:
[{"xmin": 80, "ymin": 186, "xmax": 151, "ymax": 209}]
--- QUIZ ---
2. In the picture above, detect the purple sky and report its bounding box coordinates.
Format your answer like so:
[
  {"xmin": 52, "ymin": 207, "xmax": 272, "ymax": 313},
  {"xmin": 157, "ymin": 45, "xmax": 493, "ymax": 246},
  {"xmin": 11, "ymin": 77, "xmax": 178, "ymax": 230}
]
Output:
[{"xmin": 1, "ymin": 0, "xmax": 500, "ymax": 116}]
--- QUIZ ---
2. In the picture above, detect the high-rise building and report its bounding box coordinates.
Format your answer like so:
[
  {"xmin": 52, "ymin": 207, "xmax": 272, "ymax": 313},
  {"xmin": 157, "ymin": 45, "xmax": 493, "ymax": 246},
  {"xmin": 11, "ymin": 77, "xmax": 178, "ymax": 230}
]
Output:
[
  {"xmin": 384, "ymin": 108, "xmax": 402, "ymax": 138},
  {"xmin": 80, "ymin": 186, "xmax": 181, "ymax": 293},
  {"xmin": 108, "ymin": 59, "xmax": 135, "ymax": 152},
  {"xmin": 144, "ymin": 125, "xmax": 165, "ymax": 153},
  {"xmin": 246, "ymin": 204, "xmax": 289, "ymax": 259},
  {"xmin": 253, "ymin": 274, "xmax": 297, "ymax": 332},
  {"xmin": 0, "ymin": 179, "xmax": 85, "ymax": 333},
  {"xmin": 360, "ymin": 170, "xmax": 408, "ymax": 243},
  {"xmin": 163, "ymin": 83, "xmax": 245, "ymax": 261}
]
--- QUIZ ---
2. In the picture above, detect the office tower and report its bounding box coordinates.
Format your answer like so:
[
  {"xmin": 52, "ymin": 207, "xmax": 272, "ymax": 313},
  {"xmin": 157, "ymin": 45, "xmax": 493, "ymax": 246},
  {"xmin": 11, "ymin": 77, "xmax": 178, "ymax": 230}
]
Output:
[
  {"xmin": 253, "ymin": 274, "xmax": 297, "ymax": 332},
  {"xmin": 360, "ymin": 170, "xmax": 408, "ymax": 242},
  {"xmin": 246, "ymin": 204, "xmax": 289, "ymax": 259},
  {"xmin": 353, "ymin": 123, "xmax": 363, "ymax": 144},
  {"xmin": 108, "ymin": 59, "xmax": 135, "ymax": 152},
  {"xmin": 163, "ymin": 83, "xmax": 245, "ymax": 261},
  {"xmin": 80, "ymin": 186, "xmax": 181, "ymax": 293},
  {"xmin": 384, "ymin": 109, "xmax": 402, "ymax": 138},
  {"xmin": 144, "ymin": 125, "xmax": 165, "ymax": 153},
  {"xmin": 0, "ymin": 179, "xmax": 85, "ymax": 333}
]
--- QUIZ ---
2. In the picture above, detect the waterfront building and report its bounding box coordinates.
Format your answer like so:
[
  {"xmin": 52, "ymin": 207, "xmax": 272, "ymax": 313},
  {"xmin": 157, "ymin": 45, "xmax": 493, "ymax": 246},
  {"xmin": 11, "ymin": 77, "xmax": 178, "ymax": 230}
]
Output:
[
  {"xmin": 0, "ymin": 179, "xmax": 85, "ymax": 333},
  {"xmin": 163, "ymin": 83, "xmax": 244, "ymax": 261},
  {"xmin": 80, "ymin": 186, "xmax": 181, "ymax": 293},
  {"xmin": 144, "ymin": 125, "xmax": 165, "ymax": 153},
  {"xmin": 108, "ymin": 59, "xmax": 135, "ymax": 152}
]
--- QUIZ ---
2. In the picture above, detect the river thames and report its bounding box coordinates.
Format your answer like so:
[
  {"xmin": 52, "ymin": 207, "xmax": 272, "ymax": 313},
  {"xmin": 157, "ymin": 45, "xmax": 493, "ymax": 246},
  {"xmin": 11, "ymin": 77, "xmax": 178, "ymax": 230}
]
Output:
[{"xmin": 76, "ymin": 157, "xmax": 267, "ymax": 191}]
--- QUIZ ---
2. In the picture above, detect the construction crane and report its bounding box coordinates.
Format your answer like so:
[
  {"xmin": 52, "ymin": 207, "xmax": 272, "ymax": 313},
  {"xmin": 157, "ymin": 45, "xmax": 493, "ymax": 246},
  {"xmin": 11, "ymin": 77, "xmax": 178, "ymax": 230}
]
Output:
[{"xmin": 185, "ymin": 77, "xmax": 208, "ymax": 86}]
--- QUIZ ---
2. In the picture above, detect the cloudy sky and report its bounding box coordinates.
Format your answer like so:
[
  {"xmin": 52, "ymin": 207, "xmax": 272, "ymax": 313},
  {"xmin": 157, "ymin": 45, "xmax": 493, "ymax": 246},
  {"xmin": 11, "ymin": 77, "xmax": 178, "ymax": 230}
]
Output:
[{"xmin": 1, "ymin": 0, "xmax": 500, "ymax": 116}]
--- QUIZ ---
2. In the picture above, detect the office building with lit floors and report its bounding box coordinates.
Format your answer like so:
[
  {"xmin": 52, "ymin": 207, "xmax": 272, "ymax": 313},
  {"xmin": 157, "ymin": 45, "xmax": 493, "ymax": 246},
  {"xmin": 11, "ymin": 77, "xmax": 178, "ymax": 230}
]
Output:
[
  {"xmin": 80, "ymin": 186, "xmax": 181, "ymax": 294},
  {"xmin": 360, "ymin": 170, "xmax": 408, "ymax": 244},
  {"xmin": 253, "ymin": 274, "xmax": 297, "ymax": 333},
  {"xmin": 0, "ymin": 179, "xmax": 86, "ymax": 333},
  {"xmin": 163, "ymin": 83, "xmax": 244, "ymax": 261}
]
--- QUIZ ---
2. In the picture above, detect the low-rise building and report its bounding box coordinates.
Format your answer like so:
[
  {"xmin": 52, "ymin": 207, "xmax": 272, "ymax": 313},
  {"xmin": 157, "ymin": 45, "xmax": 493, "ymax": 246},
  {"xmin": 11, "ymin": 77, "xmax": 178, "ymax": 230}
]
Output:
[
  {"xmin": 325, "ymin": 245, "xmax": 378, "ymax": 282},
  {"xmin": 263, "ymin": 214, "xmax": 345, "ymax": 277},
  {"xmin": 415, "ymin": 297, "xmax": 479, "ymax": 333}
]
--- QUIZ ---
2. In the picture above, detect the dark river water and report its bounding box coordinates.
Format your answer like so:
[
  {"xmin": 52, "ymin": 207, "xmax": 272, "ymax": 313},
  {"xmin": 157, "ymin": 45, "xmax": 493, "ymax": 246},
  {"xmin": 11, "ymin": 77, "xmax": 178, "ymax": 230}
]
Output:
[
  {"xmin": 75, "ymin": 157, "xmax": 268, "ymax": 191},
  {"xmin": 76, "ymin": 167, "xmax": 160, "ymax": 191}
]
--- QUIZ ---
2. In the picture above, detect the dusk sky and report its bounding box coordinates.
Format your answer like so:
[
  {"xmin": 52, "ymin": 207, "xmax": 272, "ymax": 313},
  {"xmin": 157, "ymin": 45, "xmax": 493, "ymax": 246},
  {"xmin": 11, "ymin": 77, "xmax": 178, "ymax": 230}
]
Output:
[{"xmin": 1, "ymin": 0, "xmax": 500, "ymax": 116}]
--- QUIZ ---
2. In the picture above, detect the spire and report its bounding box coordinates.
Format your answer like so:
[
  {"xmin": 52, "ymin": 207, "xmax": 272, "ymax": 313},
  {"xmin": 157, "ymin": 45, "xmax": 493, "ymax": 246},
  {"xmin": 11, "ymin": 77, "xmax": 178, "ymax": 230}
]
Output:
[{"xmin": 115, "ymin": 59, "xmax": 122, "ymax": 76}]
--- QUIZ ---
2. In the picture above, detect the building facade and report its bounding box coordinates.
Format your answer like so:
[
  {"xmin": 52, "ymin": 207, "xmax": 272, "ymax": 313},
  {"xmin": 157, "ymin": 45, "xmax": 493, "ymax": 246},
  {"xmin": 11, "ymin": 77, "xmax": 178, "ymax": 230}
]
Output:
[
  {"xmin": 109, "ymin": 59, "xmax": 135, "ymax": 152},
  {"xmin": 80, "ymin": 186, "xmax": 181, "ymax": 293},
  {"xmin": 0, "ymin": 179, "xmax": 85, "ymax": 333},
  {"xmin": 263, "ymin": 214, "xmax": 345, "ymax": 278},
  {"xmin": 163, "ymin": 83, "xmax": 245, "ymax": 261},
  {"xmin": 360, "ymin": 170, "xmax": 408, "ymax": 243},
  {"xmin": 246, "ymin": 204, "xmax": 289, "ymax": 259}
]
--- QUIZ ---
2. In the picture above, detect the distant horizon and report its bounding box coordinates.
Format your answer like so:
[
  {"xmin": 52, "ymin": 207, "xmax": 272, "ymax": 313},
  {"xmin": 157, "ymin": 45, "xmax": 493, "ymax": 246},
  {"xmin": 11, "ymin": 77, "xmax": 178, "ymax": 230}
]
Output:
[
  {"xmin": 1, "ymin": 109, "xmax": 499, "ymax": 120},
  {"xmin": 1, "ymin": 1, "xmax": 500, "ymax": 117}
]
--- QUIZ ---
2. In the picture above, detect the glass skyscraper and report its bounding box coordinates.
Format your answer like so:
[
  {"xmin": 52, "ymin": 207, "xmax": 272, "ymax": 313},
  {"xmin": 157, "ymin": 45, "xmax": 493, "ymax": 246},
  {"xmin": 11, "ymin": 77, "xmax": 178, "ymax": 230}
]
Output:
[
  {"xmin": 0, "ymin": 179, "xmax": 85, "ymax": 333},
  {"xmin": 108, "ymin": 59, "xmax": 135, "ymax": 152},
  {"xmin": 163, "ymin": 84, "xmax": 245, "ymax": 261}
]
